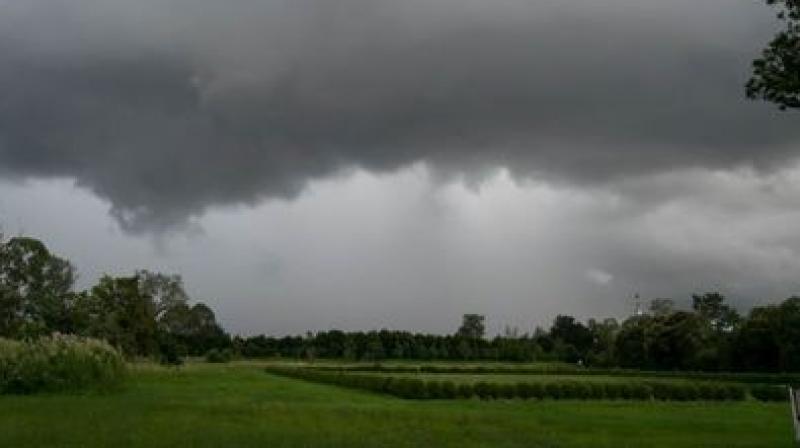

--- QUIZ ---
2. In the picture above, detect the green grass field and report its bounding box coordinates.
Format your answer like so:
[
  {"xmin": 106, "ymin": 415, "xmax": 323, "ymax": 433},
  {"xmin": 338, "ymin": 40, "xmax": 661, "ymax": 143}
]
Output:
[{"xmin": 0, "ymin": 361, "xmax": 794, "ymax": 447}]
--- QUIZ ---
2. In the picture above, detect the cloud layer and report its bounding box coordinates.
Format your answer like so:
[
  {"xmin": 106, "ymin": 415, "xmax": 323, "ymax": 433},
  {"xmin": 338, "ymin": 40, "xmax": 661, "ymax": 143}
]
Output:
[{"xmin": 1, "ymin": 0, "xmax": 799, "ymax": 232}]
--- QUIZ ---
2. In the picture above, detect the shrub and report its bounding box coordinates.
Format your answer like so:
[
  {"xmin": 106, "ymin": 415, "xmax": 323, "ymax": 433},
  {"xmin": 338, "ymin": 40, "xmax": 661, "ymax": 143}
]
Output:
[
  {"xmin": 574, "ymin": 382, "xmax": 593, "ymax": 400},
  {"xmin": 529, "ymin": 382, "xmax": 545, "ymax": 399},
  {"xmin": 516, "ymin": 382, "xmax": 532, "ymax": 399},
  {"xmin": 750, "ymin": 385, "xmax": 788, "ymax": 402},
  {"xmin": 493, "ymin": 383, "xmax": 511, "ymax": 399},
  {"xmin": 456, "ymin": 383, "xmax": 474, "ymax": 399},
  {"xmin": 263, "ymin": 367, "xmax": 749, "ymax": 403},
  {"xmin": 630, "ymin": 383, "xmax": 652, "ymax": 400},
  {"xmin": 426, "ymin": 381, "xmax": 443, "ymax": 399},
  {"xmin": 559, "ymin": 382, "xmax": 579, "ymax": 399},
  {"xmin": 724, "ymin": 384, "xmax": 746, "ymax": 401},
  {"xmin": 587, "ymin": 382, "xmax": 606, "ymax": 399},
  {"xmin": 474, "ymin": 381, "xmax": 492, "ymax": 400},
  {"xmin": 205, "ymin": 348, "xmax": 234, "ymax": 363},
  {"xmin": 440, "ymin": 380, "xmax": 457, "ymax": 399},
  {"xmin": 0, "ymin": 335, "xmax": 126, "ymax": 394},
  {"xmin": 544, "ymin": 382, "xmax": 562, "ymax": 399},
  {"xmin": 406, "ymin": 379, "xmax": 427, "ymax": 399}
]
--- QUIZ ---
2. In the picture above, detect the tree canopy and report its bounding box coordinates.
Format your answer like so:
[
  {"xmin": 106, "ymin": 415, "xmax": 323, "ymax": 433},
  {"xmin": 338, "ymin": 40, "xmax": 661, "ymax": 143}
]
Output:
[
  {"xmin": 0, "ymin": 234, "xmax": 229, "ymax": 360},
  {"xmin": 747, "ymin": 0, "xmax": 800, "ymax": 109}
]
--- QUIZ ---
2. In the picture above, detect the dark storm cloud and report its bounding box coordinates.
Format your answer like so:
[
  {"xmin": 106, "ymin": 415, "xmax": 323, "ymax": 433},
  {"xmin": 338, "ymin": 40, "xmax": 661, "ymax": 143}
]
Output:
[{"xmin": 1, "ymin": 0, "xmax": 798, "ymax": 232}]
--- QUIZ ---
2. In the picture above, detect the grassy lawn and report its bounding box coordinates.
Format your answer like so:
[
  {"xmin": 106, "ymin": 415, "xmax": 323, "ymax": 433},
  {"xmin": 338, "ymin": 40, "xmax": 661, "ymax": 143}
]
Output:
[{"xmin": 0, "ymin": 362, "xmax": 794, "ymax": 448}]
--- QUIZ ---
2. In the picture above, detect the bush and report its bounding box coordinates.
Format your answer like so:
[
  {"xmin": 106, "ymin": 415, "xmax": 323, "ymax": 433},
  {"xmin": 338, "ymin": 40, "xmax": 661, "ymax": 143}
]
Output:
[
  {"xmin": 474, "ymin": 381, "xmax": 492, "ymax": 400},
  {"xmin": 263, "ymin": 367, "xmax": 749, "ymax": 403},
  {"xmin": 426, "ymin": 381, "xmax": 443, "ymax": 399},
  {"xmin": 750, "ymin": 385, "xmax": 788, "ymax": 402},
  {"xmin": 587, "ymin": 382, "xmax": 606, "ymax": 399},
  {"xmin": 724, "ymin": 384, "xmax": 746, "ymax": 401},
  {"xmin": 516, "ymin": 382, "xmax": 532, "ymax": 399},
  {"xmin": 406, "ymin": 379, "xmax": 427, "ymax": 399},
  {"xmin": 0, "ymin": 335, "xmax": 126, "ymax": 394},
  {"xmin": 440, "ymin": 380, "xmax": 457, "ymax": 399},
  {"xmin": 205, "ymin": 348, "xmax": 234, "ymax": 363},
  {"xmin": 529, "ymin": 382, "xmax": 545, "ymax": 399},
  {"xmin": 456, "ymin": 383, "xmax": 474, "ymax": 399},
  {"xmin": 544, "ymin": 382, "xmax": 562, "ymax": 399}
]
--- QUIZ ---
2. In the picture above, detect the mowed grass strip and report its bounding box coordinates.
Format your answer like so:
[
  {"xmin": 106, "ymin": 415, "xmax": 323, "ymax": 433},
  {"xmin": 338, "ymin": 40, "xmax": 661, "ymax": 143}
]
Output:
[{"xmin": 0, "ymin": 362, "xmax": 793, "ymax": 448}]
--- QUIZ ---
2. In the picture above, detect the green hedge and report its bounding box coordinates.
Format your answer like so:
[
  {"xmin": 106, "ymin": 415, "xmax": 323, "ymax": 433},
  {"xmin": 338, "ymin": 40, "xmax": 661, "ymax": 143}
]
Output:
[
  {"xmin": 265, "ymin": 367, "xmax": 761, "ymax": 402},
  {"xmin": 749, "ymin": 385, "xmax": 789, "ymax": 402},
  {"xmin": 205, "ymin": 348, "xmax": 235, "ymax": 363},
  {"xmin": 304, "ymin": 364, "xmax": 800, "ymax": 385},
  {"xmin": 0, "ymin": 335, "xmax": 126, "ymax": 394}
]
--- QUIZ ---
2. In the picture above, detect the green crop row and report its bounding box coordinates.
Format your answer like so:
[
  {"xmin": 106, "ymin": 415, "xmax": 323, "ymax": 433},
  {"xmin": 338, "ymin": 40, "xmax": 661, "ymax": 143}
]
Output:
[
  {"xmin": 304, "ymin": 363, "xmax": 800, "ymax": 385},
  {"xmin": 264, "ymin": 367, "xmax": 789, "ymax": 402}
]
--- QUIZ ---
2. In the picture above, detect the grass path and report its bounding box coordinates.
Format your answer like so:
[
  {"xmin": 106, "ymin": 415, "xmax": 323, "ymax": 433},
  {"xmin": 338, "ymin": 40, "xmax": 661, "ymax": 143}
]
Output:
[{"xmin": 0, "ymin": 362, "xmax": 794, "ymax": 447}]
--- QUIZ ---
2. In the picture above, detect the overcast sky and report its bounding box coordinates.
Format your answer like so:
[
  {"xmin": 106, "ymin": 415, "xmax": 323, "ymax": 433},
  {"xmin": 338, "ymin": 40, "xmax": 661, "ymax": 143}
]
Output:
[{"xmin": 1, "ymin": 0, "xmax": 799, "ymax": 336}]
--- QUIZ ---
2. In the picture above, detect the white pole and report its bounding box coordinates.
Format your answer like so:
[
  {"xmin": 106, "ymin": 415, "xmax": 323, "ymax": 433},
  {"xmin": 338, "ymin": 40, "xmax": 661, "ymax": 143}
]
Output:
[{"xmin": 791, "ymin": 387, "xmax": 800, "ymax": 445}]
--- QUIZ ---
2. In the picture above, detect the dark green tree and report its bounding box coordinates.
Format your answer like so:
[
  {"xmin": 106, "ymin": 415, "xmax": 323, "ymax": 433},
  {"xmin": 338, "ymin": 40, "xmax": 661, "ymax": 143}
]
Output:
[
  {"xmin": 0, "ymin": 236, "xmax": 77, "ymax": 337},
  {"xmin": 87, "ymin": 275, "xmax": 158, "ymax": 356},
  {"xmin": 615, "ymin": 316, "xmax": 652, "ymax": 368},
  {"xmin": 137, "ymin": 270, "xmax": 189, "ymax": 320},
  {"xmin": 456, "ymin": 314, "xmax": 485, "ymax": 340},
  {"xmin": 747, "ymin": 0, "xmax": 800, "ymax": 109},
  {"xmin": 692, "ymin": 292, "xmax": 740, "ymax": 332},
  {"xmin": 735, "ymin": 297, "xmax": 800, "ymax": 371},
  {"xmin": 550, "ymin": 315, "xmax": 593, "ymax": 360}
]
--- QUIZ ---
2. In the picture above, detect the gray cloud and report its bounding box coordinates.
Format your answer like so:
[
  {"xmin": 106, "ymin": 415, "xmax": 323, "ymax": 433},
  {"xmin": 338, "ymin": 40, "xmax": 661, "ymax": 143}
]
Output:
[{"xmin": 1, "ymin": 0, "xmax": 799, "ymax": 232}]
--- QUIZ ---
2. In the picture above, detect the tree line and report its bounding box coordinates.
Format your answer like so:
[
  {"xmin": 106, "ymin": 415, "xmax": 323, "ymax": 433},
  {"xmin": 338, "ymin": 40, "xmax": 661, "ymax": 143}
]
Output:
[
  {"xmin": 236, "ymin": 297, "xmax": 800, "ymax": 373},
  {"xmin": 3, "ymin": 234, "xmax": 800, "ymax": 372},
  {"xmin": 0, "ymin": 235, "xmax": 229, "ymax": 362}
]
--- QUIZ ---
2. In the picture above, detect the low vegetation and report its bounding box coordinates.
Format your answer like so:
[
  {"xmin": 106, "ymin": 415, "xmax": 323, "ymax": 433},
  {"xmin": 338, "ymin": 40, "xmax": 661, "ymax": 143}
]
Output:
[
  {"xmin": 1, "ymin": 362, "xmax": 793, "ymax": 448},
  {"xmin": 205, "ymin": 348, "xmax": 234, "ymax": 363},
  {"xmin": 304, "ymin": 363, "xmax": 800, "ymax": 385},
  {"xmin": 0, "ymin": 335, "xmax": 126, "ymax": 394},
  {"xmin": 264, "ymin": 365, "xmax": 779, "ymax": 402}
]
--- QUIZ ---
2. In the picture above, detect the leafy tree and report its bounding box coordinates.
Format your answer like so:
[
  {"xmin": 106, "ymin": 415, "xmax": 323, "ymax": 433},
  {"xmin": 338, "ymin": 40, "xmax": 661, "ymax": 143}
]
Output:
[
  {"xmin": 587, "ymin": 318, "xmax": 619, "ymax": 367},
  {"xmin": 550, "ymin": 315, "xmax": 593, "ymax": 360},
  {"xmin": 86, "ymin": 275, "xmax": 158, "ymax": 356},
  {"xmin": 137, "ymin": 270, "xmax": 189, "ymax": 319},
  {"xmin": 692, "ymin": 292, "xmax": 740, "ymax": 332},
  {"xmin": 0, "ymin": 236, "xmax": 77, "ymax": 337},
  {"xmin": 456, "ymin": 314, "xmax": 485, "ymax": 340},
  {"xmin": 614, "ymin": 316, "xmax": 651, "ymax": 368},
  {"xmin": 648, "ymin": 311, "xmax": 709, "ymax": 370},
  {"xmin": 735, "ymin": 297, "xmax": 800, "ymax": 371},
  {"xmin": 160, "ymin": 301, "xmax": 228, "ymax": 355},
  {"xmin": 747, "ymin": 0, "xmax": 800, "ymax": 109}
]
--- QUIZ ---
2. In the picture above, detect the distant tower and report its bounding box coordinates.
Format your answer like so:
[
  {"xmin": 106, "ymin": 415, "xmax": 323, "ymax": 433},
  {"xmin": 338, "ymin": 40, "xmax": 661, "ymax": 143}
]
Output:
[{"xmin": 633, "ymin": 293, "xmax": 644, "ymax": 317}]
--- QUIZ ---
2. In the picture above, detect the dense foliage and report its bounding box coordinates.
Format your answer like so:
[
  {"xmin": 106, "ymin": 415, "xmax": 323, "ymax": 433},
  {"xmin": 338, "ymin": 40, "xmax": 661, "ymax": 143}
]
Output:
[
  {"xmin": 205, "ymin": 348, "xmax": 234, "ymax": 363},
  {"xmin": 748, "ymin": 0, "xmax": 800, "ymax": 109},
  {"xmin": 264, "ymin": 366, "xmax": 777, "ymax": 402},
  {"xmin": 0, "ymin": 334, "xmax": 126, "ymax": 394},
  {"xmin": 306, "ymin": 364, "xmax": 800, "ymax": 385},
  {"xmin": 4, "ymin": 234, "xmax": 800, "ymax": 373},
  {"xmin": 0, "ymin": 235, "xmax": 230, "ymax": 362},
  {"xmin": 238, "ymin": 296, "xmax": 800, "ymax": 373}
]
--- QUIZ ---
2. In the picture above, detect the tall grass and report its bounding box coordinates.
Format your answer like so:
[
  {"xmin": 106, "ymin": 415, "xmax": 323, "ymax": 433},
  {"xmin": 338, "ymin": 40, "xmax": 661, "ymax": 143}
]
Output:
[{"xmin": 0, "ymin": 335, "xmax": 126, "ymax": 394}]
